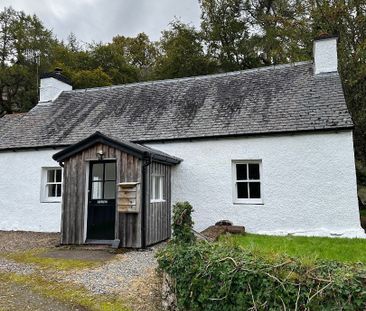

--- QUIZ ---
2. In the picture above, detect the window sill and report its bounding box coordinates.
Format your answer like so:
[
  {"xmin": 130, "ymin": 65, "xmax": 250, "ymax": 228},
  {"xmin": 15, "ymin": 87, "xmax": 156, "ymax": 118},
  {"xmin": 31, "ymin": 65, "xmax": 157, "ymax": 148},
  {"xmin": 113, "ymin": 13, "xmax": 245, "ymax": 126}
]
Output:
[
  {"xmin": 41, "ymin": 199, "xmax": 62, "ymax": 203},
  {"xmin": 233, "ymin": 200, "xmax": 264, "ymax": 205},
  {"xmin": 150, "ymin": 199, "xmax": 166, "ymax": 203}
]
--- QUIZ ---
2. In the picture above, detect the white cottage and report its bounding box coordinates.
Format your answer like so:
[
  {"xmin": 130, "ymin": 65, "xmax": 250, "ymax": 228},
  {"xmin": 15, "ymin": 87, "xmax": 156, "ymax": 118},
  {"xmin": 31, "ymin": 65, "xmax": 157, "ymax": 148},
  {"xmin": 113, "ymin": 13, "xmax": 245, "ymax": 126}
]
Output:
[{"xmin": 0, "ymin": 36, "xmax": 364, "ymax": 244}]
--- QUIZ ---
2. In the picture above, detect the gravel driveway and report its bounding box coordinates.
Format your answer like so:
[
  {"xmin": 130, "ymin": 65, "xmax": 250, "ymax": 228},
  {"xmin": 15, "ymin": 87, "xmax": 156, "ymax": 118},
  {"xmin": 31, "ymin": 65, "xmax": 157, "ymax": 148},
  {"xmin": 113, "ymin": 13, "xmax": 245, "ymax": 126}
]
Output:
[
  {"xmin": 62, "ymin": 248, "xmax": 159, "ymax": 294},
  {"xmin": 0, "ymin": 231, "xmax": 163, "ymax": 311}
]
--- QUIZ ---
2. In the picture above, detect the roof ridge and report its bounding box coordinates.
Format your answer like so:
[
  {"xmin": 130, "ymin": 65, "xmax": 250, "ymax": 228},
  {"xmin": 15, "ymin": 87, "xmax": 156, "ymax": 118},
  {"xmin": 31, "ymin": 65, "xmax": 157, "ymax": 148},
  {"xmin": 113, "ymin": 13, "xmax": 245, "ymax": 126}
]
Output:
[{"xmin": 63, "ymin": 61, "xmax": 312, "ymax": 94}]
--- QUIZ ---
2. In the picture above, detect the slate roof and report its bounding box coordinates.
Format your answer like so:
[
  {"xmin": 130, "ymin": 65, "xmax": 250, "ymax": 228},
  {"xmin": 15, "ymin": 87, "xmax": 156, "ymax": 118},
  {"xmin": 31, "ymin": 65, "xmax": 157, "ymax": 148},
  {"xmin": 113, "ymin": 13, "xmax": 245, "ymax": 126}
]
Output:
[{"xmin": 0, "ymin": 61, "xmax": 353, "ymax": 151}]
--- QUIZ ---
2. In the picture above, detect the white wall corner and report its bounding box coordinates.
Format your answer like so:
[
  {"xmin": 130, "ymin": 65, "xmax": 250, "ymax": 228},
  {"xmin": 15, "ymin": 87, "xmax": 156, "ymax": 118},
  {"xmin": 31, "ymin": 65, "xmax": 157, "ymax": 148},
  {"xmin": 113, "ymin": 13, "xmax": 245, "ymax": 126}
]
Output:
[{"xmin": 313, "ymin": 36, "xmax": 338, "ymax": 75}]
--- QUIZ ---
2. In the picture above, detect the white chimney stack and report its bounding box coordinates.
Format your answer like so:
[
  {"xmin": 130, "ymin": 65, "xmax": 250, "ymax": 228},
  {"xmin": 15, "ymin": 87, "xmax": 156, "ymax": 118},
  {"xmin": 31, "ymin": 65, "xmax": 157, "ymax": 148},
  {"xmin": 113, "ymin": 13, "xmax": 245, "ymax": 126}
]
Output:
[
  {"xmin": 39, "ymin": 68, "xmax": 72, "ymax": 103},
  {"xmin": 313, "ymin": 35, "xmax": 338, "ymax": 75}
]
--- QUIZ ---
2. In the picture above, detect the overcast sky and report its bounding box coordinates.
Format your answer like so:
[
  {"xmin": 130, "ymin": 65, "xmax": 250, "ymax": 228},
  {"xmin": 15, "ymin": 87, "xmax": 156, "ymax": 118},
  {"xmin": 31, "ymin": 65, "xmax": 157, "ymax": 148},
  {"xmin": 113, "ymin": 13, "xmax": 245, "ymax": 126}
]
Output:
[{"xmin": 2, "ymin": 0, "xmax": 201, "ymax": 43}]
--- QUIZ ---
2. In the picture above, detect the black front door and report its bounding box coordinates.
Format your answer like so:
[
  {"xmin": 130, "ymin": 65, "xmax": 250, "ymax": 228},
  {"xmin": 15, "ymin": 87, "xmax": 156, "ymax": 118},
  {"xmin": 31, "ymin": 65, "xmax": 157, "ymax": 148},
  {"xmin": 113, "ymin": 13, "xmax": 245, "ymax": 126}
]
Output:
[{"xmin": 87, "ymin": 161, "xmax": 116, "ymax": 240}]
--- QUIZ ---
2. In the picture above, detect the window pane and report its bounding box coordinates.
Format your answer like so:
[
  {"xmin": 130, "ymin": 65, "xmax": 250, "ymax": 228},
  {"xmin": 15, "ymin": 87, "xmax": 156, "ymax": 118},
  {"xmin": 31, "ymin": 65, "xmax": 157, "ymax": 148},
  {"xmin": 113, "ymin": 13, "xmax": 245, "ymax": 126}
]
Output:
[
  {"xmin": 92, "ymin": 164, "xmax": 103, "ymax": 181},
  {"xmin": 236, "ymin": 164, "xmax": 247, "ymax": 180},
  {"xmin": 56, "ymin": 184, "xmax": 62, "ymax": 197},
  {"xmin": 105, "ymin": 163, "xmax": 116, "ymax": 181},
  {"xmin": 104, "ymin": 181, "xmax": 115, "ymax": 199},
  {"xmin": 154, "ymin": 177, "xmax": 161, "ymax": 200},
  {"xmin": 92, "ymin": 182, "xmax": 103, "ymax": 199},
  {"xmin": 150, "ymin": 177, "xmax": 154, "ymax": 199},
  {"xmin": 56, "ymin": 169, "xmax": 62, "ymax": 182},
  {"xmin": 160, "ymin": 177, "xmax": 164, "ymax": 200},
  {"xmin": 237, "ymin": 182, "xmax": 248, "ymax": 198},
  {"xmin": 249, "ymin": 164, "xmax": 260, "ymax": 180},
  {"xmin": 47, "ymin": 170, "xmax": 55, "ymax": 183},
  {"xmin": 47, "ymin": 184, "xmax": 56, "ymax": 197},
  {"xmin": 249, "ymin": 182, "xmax": 261, "ymax": 198}
]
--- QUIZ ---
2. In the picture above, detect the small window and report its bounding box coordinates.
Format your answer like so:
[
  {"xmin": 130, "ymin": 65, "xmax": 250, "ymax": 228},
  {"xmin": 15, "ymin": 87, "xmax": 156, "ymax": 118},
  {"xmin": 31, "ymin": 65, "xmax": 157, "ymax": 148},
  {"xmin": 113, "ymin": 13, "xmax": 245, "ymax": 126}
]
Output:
[
  {"xmin": 41, "ymin": 168, "xmax": 63, "ymax": 202},
  {"xmin": 233, "ymin": 161, "xmax": 262, "ymax": 204},
  {"xmin": 151, "ymin": 175, "xmax": 164, "ymax": 202}
]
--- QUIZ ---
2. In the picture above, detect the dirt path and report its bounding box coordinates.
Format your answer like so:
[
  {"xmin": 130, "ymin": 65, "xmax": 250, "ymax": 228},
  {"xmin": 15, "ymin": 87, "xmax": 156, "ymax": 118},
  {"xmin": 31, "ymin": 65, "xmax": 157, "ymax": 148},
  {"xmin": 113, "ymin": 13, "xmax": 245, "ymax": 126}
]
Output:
[{"xmin": 0, "ymin": 280, "xmax": 85, "ymax": 311}]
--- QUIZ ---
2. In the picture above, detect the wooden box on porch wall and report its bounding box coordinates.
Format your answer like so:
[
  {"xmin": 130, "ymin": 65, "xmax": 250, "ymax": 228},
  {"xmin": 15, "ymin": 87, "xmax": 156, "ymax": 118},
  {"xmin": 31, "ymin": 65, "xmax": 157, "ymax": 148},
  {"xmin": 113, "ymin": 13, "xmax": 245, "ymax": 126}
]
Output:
[{"xmin": 117, "ymin": 182, "xmax": 140, "ymax": 213}]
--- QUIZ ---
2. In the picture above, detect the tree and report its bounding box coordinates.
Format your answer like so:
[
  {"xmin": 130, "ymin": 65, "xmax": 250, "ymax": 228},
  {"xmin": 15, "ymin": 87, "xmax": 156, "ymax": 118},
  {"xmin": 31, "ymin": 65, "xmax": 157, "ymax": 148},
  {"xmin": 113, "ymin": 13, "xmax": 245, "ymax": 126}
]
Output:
[
  {"xmin": 88, "ymin": 42, "xmax": 139, "ymax": 84},
  {"xmin": 69, "ymin": 67, "xmax": 112, "ymax": 89},
  {"xmin": 199, "ymin": 0, "xmax": 261, "ymax": 71},
  {"xmin": 112, "ymin": 33, "xmax": 158, "ymax": 80},
  {"xmin": 245, "ymin": 0, "xmax": 313, "ymax": 64},
  {"xmin": 154, "ymin": 21, "xmax": 217, "ymax": 79},
  {"xmin": 0, "ymin": 7, "xmax": 55, "ymax": 114}
]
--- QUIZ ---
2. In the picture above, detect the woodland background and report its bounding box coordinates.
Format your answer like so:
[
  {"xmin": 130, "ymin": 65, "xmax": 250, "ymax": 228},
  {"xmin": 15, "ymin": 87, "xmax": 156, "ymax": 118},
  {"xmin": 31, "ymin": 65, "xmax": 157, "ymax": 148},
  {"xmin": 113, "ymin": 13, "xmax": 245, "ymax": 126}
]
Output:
[{"xmin": 1, "ymin": 0, "xmax": 366, "ymax": 186}]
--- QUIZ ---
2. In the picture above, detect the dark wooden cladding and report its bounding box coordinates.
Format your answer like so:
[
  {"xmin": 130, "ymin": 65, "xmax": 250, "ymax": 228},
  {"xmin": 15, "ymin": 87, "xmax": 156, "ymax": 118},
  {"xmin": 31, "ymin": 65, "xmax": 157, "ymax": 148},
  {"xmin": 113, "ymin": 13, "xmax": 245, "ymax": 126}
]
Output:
[
  {"xmin": 61, "ymin": 143, "xmax": 143, "ymax": 247},
  {"xmin": 61, "ymin": 142, "xmax": 173, "ymax": 248},
  {"xmin": 145, "ymin": 162, "xmax": 172, "ymax": 246}
]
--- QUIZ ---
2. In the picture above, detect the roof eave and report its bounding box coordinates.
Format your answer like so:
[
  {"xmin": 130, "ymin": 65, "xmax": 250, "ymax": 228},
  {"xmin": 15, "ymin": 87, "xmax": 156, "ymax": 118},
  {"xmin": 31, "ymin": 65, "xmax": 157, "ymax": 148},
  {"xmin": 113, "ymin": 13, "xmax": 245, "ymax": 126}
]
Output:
[{"xmin": 52, "ymin": 131, "xmax": 181, "ymax": 165}]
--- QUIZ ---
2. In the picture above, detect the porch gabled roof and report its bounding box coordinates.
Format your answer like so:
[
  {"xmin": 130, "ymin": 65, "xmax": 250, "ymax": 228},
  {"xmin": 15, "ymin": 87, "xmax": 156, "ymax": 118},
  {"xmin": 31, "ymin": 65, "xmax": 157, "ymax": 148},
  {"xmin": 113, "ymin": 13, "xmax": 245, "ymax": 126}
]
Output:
[{"xmin": 52, "ymin": 131, "xmax": 182, "ymax": 165}]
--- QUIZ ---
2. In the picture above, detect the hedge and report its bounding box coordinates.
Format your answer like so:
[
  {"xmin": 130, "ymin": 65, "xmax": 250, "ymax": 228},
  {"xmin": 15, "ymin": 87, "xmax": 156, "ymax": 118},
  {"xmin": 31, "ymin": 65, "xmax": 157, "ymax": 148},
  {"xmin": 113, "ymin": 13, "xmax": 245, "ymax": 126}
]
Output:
[{"xmin": 157, "ymin": 241, "xmax": 366, "ymax": 310}]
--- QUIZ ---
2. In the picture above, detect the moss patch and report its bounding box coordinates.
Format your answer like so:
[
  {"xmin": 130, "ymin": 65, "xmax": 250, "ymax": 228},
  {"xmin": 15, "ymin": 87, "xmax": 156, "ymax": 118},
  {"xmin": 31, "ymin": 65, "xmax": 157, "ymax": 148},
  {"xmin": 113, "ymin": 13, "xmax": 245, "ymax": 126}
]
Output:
[
  {"xmin": 223, "ymin": 234, "xmax": 366, "ymax": 264},
  {"xmin": 0, "ymin": 272, "xmax": 129, "ymax": 311},
  {"xmin": 6, "ymin": 248, "xmax": 101, "ymax": 271}
]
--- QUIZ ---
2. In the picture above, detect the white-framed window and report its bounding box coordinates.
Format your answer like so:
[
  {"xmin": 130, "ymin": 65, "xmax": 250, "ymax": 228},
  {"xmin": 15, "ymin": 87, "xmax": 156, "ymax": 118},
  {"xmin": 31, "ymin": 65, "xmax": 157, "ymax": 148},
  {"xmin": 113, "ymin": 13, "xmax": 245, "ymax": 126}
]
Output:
[
  {"xmin": 151, "ymin": 174, "xmax": 164, "ymax": 202},
  {"xmin": 232, "ymin": 160, "xmax": 263, "ymax": 204},
  {"xmin": 41, "ymin": 167, "xmax": 63, "ymax": 202}
]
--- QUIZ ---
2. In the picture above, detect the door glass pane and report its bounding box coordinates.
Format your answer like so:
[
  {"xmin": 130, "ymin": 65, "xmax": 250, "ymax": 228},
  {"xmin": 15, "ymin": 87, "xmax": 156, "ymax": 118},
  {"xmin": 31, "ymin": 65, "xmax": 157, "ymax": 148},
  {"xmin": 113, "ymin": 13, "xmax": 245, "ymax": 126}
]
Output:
[
  {"xmin": 236, "ymin": 164, "xmax": 247, "ymax": 180},
  {"xmin": 104, "ymin": 181, "xmax": 115, "ymax": 199},
  {"xmin": 92, "ymin": 182, "xmax": 103, "ymax": 199},
  {"xmin": 249, "ymin": 182, "xmax": 261, "ymax": 198},
  {"xmin": 92, "ymin": 164, "xmax": 103, "ymax": 181},
  {"xmin": 47, "ymin": 170, "xmax": 55, "ymax": 183},
  {"xmin": 237, "ymin": 182, "xmax": 248, "ymax": 198},
  {"xmin": 55, "ymin": 169, "xmax": 62, "ymax": 182},
  {"xmin": 105, "ymin": 163, "xmax": 116, "ymax": 181},
  {"xmin": 249, "ymin": 164, "xmax": 260, "ymax": 180}
]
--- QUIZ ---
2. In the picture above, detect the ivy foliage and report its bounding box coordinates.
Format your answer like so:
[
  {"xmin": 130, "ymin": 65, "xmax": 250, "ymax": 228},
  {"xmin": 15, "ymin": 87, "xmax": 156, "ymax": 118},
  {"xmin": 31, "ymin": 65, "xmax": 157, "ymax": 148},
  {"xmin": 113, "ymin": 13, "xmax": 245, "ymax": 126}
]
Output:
[
  {"xmin": 172, "ymin": 201, "xmax": 196, "ymax": 244},
  {"xmin": 157, "ymin": 241, "xmax": 366, "ymax": 310}
]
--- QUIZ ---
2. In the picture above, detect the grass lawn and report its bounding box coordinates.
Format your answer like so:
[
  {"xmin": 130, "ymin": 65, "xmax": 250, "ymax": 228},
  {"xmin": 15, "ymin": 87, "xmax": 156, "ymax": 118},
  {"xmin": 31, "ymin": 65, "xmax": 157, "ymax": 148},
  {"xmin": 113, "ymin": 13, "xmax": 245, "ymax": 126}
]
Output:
[{"xmin": 225, "ymin": 234, "xmax": 366, "ymax": 264}]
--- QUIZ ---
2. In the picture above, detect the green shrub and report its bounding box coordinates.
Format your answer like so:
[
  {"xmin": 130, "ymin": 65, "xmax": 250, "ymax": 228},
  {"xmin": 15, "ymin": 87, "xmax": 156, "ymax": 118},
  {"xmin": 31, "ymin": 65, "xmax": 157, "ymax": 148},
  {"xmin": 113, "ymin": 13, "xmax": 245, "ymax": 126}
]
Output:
[
  {"xmin": 157, "ymin": 241, "xmax": 366, "ymax": 310},
  {"xmin": 172, "ymin": 201, "xmax": 196, "ymax": 244}
]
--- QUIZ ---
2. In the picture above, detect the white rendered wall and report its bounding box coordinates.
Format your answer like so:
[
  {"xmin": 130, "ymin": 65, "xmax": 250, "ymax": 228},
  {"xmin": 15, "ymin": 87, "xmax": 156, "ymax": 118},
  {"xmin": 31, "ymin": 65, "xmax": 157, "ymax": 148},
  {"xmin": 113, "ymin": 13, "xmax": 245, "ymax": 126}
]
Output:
[
  {"xmin": 147, "ymin": 131, "xmax": 364, "ymax": 238},
  {"xmin": 314, "ymin": 37, "xmax": 338, "ymax": 74},
  {"xmin": 0, "ymin": 131, "xmax": 362, "ymax": 237},
  {"xmin": 0, "ymin": 149, "xmax": 62, "ymax": 232},
  {"xmin": 39, "ymin": 77, "xmax": 72, "ymax": 102}
]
